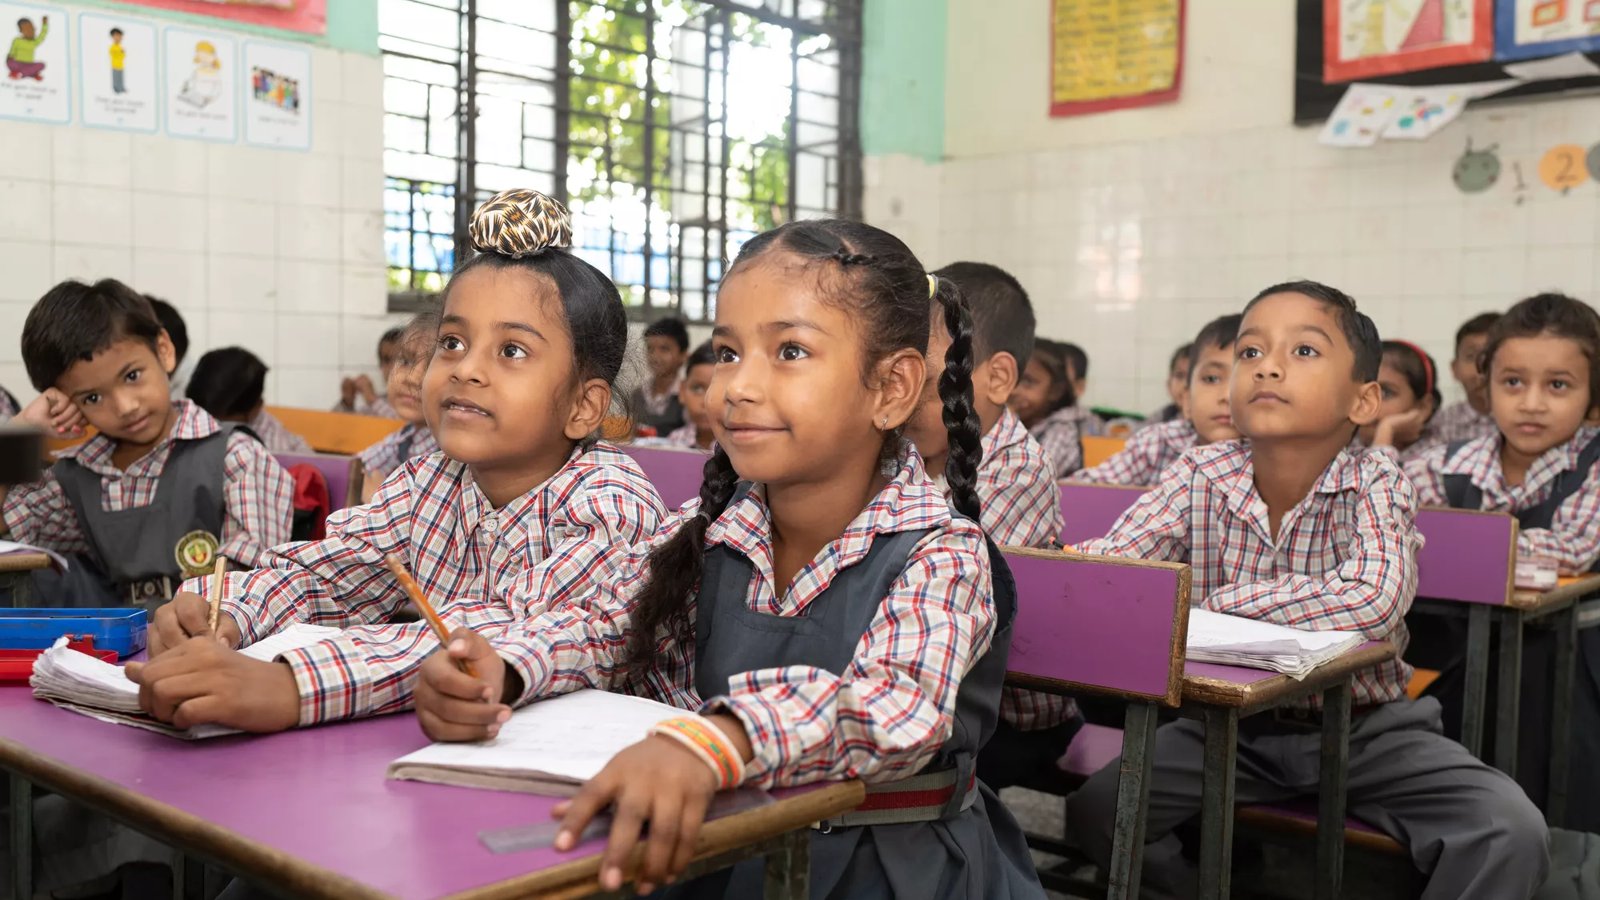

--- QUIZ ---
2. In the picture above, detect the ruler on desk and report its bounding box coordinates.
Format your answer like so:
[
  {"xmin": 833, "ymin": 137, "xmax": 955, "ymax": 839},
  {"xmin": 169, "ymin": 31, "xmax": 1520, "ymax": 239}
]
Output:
[{"xmin": 479, "ymin": 789, "xmax": 774, "ymax": 854}]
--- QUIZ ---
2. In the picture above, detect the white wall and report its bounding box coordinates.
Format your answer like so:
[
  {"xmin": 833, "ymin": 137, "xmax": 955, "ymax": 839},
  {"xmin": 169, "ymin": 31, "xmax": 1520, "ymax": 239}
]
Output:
[
  {"xmin": 0, "ymin": 22, "xmax": 394, "ymax": 410},
  {"xmin": 865, "ymin": 0, "xmax": 1600, "ymax": 414}
]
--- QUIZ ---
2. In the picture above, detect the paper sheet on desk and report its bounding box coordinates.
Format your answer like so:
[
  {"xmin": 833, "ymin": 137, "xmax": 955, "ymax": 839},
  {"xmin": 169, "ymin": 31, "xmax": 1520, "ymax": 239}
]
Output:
[
  {"xmin": 0, "ymin": 539, "xmax": 68, "ymax": 571},
  {"xmin": 1186, "ymin": 609, "xmax": 1365, "ymax": 679}
]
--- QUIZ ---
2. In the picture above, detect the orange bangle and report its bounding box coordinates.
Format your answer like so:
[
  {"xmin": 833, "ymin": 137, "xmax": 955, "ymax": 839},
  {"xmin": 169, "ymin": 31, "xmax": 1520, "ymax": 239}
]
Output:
[{"xmin": 651, "ymin": 716, "xmax": 745, "ymax": 789}]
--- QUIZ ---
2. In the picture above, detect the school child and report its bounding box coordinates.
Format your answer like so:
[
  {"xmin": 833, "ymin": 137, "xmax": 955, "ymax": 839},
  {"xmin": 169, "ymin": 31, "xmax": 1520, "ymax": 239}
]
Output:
[
  {"xmin": 0, "ymin": 385, "xmax": 19, "ymax": 420},
  {"xmin": 147, "ymin": 296, "xmax": 192, "ymax": 399},
  {"xmin": 0, "ymin": 279, "xmax": 293, "ymax": 606},
  {"xmin": 632, "ymin": 316, "xmax": 689, "ymax": 436},
  {"xmin": 186, "ymin": 347, "xmax": 313, "ymax": 454},
  {"xmin": 357, "ymin": 310, "xmax": 442, "ymax": 488},
  {"xmin": 1403, "ymin": 292, "xmax": 1600, "ymax": 831},
  {"xmin": 1358, "ymin": 340, "xmax": 1440, "ymax": 457},
  {"xmin": 1066, "ymin": 281, "xmax": 1549, "ymax": 900},
  {"xmin": 1010, "ymin": 338, "xmax": 1090, "ymax": 478},
  {"xmin": 335, "ymin": 326, "xmax": 403, "ymax": 416},
  {"xmin": 127, "ymin": 188, "xmax": 666, "ymax": 735},
  {"xmin": 1148, "ymin": 341, "xmax": 1193, "ymax": 424},
  {"xmin": 1073, "ymin": 315, "xmax": 1241, "ymax": 486},
  {"xmin": 1412, "ymin": 312, "xmax": 1500, "ymax": 454},
  {"xmin": 1059, "ymin": 341, "xmax": 1107, "ymax": 437},
  {"xmin": 666, "ymin": 341, "xmax": 715, "ymax": 450},
  {"xmin": 411, "ymin": 220, "xmax": 1045, "ymax": 899}
]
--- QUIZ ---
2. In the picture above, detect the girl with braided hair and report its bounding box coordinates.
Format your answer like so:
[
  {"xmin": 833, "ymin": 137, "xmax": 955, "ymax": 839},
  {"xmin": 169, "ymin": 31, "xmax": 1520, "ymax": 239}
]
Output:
[{"xmin": 415, "ymin": 219, "xmax": 1042, "ymax": 898}]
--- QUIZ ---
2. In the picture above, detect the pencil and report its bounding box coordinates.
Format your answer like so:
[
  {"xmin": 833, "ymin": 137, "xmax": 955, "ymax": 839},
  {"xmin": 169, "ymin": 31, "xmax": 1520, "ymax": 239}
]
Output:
[
  {"xmin": 384, "ymin": 554, "xmax": 479, "ymax": 678},
  {"xmin": 208, "ymin": 556, "xmax": 226, "ymax": 633}
]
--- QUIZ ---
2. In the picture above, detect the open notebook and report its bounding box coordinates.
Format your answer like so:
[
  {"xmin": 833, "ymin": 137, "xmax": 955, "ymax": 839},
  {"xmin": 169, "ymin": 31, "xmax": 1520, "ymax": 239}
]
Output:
[
  {"xmin": 29, "ymin": 623, "xmax": 341, "ymax": 739},
  {"xmin": 388, "ymin": 689, "xmax": 687, "ymax": 796},
  {"xmin": 1186, "ymin": 609, "xmax": 1365, "ymax": 679}
]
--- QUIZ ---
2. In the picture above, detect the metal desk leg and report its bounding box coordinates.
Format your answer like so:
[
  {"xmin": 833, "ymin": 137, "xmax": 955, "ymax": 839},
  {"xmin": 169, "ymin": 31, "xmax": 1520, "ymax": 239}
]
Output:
[
  {"xmin": 763, "ymin": 828, "xmax": 810, "ymax": 900},
  {"xmin": 1108, "ymin": 703, "xmax": 1158, "ymax": 900},
  {"xmin": 1462, "ymin": 604, "xmax": 1492, "ymax": 758},
  {"xmin": 1198, "ymin": 708, "xmax": 1237, "ymax": 900},
  {"xmin": 1316, "ymin": 680, "xmax": 1352, "ymax": 900},
  {"xmin": 1548, "ymin": 604, "xmax": 1577, "ymax": 827},
  {"xmin": 1493, "ymin": 609, "xmax": 1524, "ymax": 777},
  {"xmin": 9, "ymin": 773, "xmax": 30, "ymax": 900}
]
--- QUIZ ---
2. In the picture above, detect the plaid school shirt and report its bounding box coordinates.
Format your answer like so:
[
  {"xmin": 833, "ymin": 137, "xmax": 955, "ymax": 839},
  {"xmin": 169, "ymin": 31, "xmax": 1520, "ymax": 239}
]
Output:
[
  {"xmin": 1078, "ymin": 441, "xmax": 1421, "ymax": 708},
  {"xmin": 189, "ymin": 442, "xmax": 666, "ymax": 725},
  {"xmin": 1030, "ymin": 405, "xmax": 1088, "ymax": 479},
  {"xmin": 357, "ymin": 423, "xmax": 440, "ymax": 479},
  {"xmin": 1405, "ymin": 426, "xmax": 1600, "ymax": 573},
  {"xmin": 490, "ymin": 447, "xmax": 998, "ymax": 789},
  {"xmin": 1409, "ymin": 400, "xmax": 1497, "ymax": 458},
  {"xmin": 248, "ymin": 408, "xmax": 312, "ymax": 455},
  {"xmin": 2, "ymin": 400, "xmax": 293, "ymax": 568},
  {"xmin": 666, "ymin": 423, "xmax": 699, "ymax": 449},
  {"xmin": 1071, "ymin": 417, "xmax": 1198, "ymax": 486}
]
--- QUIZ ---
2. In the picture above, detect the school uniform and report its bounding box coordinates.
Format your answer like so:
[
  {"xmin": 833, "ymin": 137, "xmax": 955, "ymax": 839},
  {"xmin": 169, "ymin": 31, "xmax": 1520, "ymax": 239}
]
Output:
[
  {"xmin": 1070, "ymin": 417, "xmax": 1197, "ymax": 486},
  {"xmin": 248, "ymin": 407, "xmax": 313, "ymax": 454},
  {"xmin": 499, "ymin": 447, "xmax": 1044, "ymax": 899},
  {"xmin": 1029, "ymin": 405, "xmax": 1091, "ymax": 479},
  {"xmin": 1405, "ymin": 426, "xmax": 1600, "ymax": 830},
  {"xmin": 188, "ymin": 443, "xmax": 665, "ymax": 724},
  {"xmin": 1067, "ymin": 441, "xmax": 1549, "ymax": 900},
  {"xmin": 1410, "ymin": 400, "xmax": 1496, "ymax": 457},
  {"xmin": 333, "ymin": 396, "xmax": 398, "ymax": 418},
  {"xmin": 665, "ymin": 422, "xmax": 701, "ymax": 449},
  {"xmin": 357, "ymin": 422, "xmax": 440, "ymax": 480},
  {"xmin": 2, "ymin": 400, "xmax": 293, "ymax": 606},
  {"xmin": 632, "ymin": 378, "xmax": 684, "ymax": 436}
]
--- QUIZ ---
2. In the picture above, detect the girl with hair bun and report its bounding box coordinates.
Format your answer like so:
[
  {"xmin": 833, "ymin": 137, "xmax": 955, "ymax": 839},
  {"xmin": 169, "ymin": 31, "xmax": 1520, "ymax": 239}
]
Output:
[
  {"xmin": 416, "ymin": 220, "xmax": 1042, "ymax": 898},
  {"xmin": 127, "ymin": 189, "xmax": 666, "ymax": 735}
]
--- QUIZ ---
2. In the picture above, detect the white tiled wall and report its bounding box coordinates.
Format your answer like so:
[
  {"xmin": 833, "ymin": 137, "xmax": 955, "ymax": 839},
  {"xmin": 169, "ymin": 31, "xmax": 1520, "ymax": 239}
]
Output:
[
  {"xmin": 0, "ymin": 38, "xmax": 395, "ymax": 410},
  {"xmin": 864, "ymin": 0, "xmax": 1600, "ymax": 415}
]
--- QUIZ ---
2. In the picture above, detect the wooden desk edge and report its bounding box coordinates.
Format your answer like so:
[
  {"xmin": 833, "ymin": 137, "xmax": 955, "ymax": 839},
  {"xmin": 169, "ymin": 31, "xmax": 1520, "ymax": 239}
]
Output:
[
  {"xmin": 1509, "ymin": 575, "xmax": 1600, "ymax": 611},
  {"xmin": 1181, "ymin": 642, "xmax": 1398, "ymax": 711},
  {"xmin": 443, "ymin": 780, "xmax": 866, "ymax": 900},
  {"xmin": 0, "ymin": 552, "xmax": 53, "ymax": 574}
]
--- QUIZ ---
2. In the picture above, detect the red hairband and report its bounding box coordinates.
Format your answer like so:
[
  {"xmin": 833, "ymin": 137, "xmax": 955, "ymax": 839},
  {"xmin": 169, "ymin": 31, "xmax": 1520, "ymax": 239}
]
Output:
[{"xmin": 1391, "ymin": 341, "xmax": 1434, "ymax": 397}]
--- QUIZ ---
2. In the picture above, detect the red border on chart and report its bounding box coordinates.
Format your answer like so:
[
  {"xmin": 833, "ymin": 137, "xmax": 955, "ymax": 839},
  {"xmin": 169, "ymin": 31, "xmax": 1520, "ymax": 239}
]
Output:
[
  {"xmin": 1322, "ymin": 0, "xmax": 1493, "ymax": 83},
  {"xmin": 108, "ymin": 0, "xmax": 326, "ymax": 36},
  {"xmin": 1048, "ymin": 0, "xmax": 1186, "ymax": 118}
]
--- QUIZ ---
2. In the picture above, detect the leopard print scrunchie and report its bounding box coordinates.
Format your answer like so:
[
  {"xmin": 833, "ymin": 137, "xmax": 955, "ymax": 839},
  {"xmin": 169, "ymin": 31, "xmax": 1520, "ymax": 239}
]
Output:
[{"xmin": 467, "ymin": 188, "xmax": 573, "ymax": 258}]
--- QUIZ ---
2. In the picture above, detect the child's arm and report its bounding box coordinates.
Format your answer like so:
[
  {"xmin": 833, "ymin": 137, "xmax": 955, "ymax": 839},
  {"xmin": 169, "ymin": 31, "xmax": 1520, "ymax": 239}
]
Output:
[
  {"xmin": 1068, "ymin": 425, "xmax": 1160, "ymax": 486},
  {"xmin": 218, "ymin": 432, "xmax": 294, "ymax": 568},
  {"xmin": 975, "ymin": 440, "xmax": 1062, "ymax": 549},
  {"xmin": 1518, "ymin": 456, "xmax": 1600, "ymax": 573},
  {"xmin": 1400, "ymin": 441, "xmax": 1449, "ymax": 505},
  {"xmin": 0, "ymin": 469, "xmax": 88, "ymax": 555},
  {"xmin": 1205, "ymin": 460, "xmax": 1420, "ymax": 638},
  {"xmin": 1037, "ymin": 420, "xmax": 1083, "ymax": 479},
  {"xmin": 1074, "ymin": 452, "xmax": 1195, "ymax": 561}
]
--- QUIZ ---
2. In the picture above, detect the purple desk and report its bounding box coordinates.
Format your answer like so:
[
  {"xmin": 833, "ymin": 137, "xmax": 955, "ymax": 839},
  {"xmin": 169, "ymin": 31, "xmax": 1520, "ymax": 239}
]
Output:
[
  {"xmin": 620, "ymin": 445, "xmax": 710, "ymax": 511},
  {"xmin": 0, "ymin": 690, "xmax": 863, "ymax": 899},
  {"xmin": 1057, "ymin": 483, "xmax": 1148, "ymax": 548}
]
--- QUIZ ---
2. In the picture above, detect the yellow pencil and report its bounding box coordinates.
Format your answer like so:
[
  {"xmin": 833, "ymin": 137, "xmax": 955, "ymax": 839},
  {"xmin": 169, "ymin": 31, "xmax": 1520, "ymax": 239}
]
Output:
[
  {"xmin": 384, "ymin": 555, "xmax": 479, "ymax": 678},
  {"xmin": 208, "ymin": 556, "xmax": 227, "ymax": 633}
]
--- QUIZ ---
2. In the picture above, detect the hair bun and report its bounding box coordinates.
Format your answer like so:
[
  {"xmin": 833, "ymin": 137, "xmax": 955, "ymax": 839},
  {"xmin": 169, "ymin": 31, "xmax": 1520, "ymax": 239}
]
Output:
[{"xmin": 468, "ymin": 189, "xmax": 573, "ymax": 258}]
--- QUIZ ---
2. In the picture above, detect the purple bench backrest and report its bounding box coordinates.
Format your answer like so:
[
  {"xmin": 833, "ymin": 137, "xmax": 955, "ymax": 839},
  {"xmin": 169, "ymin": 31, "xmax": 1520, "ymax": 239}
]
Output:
[
  {"xmin": 1414, "ymin": 507, "xmax": 1516, "ymax": 605},
  {"xmin": 1003, "ymin": 548, "xmax": 1190, "ymax": 706},
  {"xmin": 1059, "ymin": 483, "xmax": 1148, "ymax": 547},
  {"xmin": 273, "ymin": 452, "xmax": 362, "ymax": 511},
  {"xmin": 622, "ymin": 444, "xmax": 711, "ymax": 511}
]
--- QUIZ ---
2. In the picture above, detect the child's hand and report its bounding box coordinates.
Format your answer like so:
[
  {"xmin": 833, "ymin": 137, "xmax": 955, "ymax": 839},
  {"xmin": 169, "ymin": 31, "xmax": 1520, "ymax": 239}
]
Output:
[
  {"xmin": 17, "ymin": 389, "xmax": 85, "ymax": 438},
  {"xmin": 148, "ymin": 591, "xmax": 241, "ymax": 658},
  {"xmin": 125, "ymin": 639, "xmax": 300, "ymax": 733},
  {"xmin": 340, "ymin": 376, "xmax": 358, "ymax": 408},
  {"xmin": 354, "ymin": 375, "xmax": 378, "ymax": 406},
  {"xmin": 413, "ymin": 627, "xmax": 512, "ymax": 742},
  {"xmin": 1372, "ymin": 408, "xmax": 1430, "ymax": 449},
  {"xmin": 552, "ymin": 734, "xmax": 718, "ymax": 893}
]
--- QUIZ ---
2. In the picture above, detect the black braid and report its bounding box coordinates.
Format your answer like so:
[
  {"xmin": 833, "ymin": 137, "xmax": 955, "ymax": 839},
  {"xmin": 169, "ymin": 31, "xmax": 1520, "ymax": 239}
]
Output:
[
  {"xmin": 934, "ymin": 277, "xmax": 984, "ymax": 522},
  {"xmin": 623, "ymin": 447, "xmax": 740, "ymax": 675},
  {"xmin": 832, "ymin": 248, "xmax": 876, "ymax": 267}
]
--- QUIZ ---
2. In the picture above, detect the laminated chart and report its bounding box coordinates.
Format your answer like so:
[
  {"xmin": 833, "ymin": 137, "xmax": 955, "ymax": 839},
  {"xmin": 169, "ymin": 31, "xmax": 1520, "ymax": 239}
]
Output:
[{"xmin": 1049, "ymin": 0, "xmax": 1183, "ymax": 117}]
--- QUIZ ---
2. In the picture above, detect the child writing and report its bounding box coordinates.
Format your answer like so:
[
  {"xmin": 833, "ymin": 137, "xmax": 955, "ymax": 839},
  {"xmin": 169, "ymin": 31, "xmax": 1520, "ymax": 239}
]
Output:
[
  {"xmin": 1073, "ymin": 314, "xmax": 1242, "ymax": 486},
  {"xmin": 1404, "ymin": 292, "xmax": 1600, "ymax": 830},
  {"xmin": 1, "ymin": 280, "xmax": 293, "ymax": 606},
  {"xmin": 186, "ymin": 347, "xmax": 313, "ymax": 454},
  {"xmin": 1066, "ymin": 281, "xmax": 1548, "ymax": 900},
  {"xmin": 1010, "ymin": 338, "xmax": 1086, "ymax": 478},
  {"xmin": 411, "ymin": 221, "xmax": 1044, "ymax": 897},
  {"xmin": 127, "ymin": 189, "xmax": 666, "ymax": 735},
  {"xmin": 632, "ymin": 315, "xmax": 689, "ymax": 436},
  {"xmin": 666, "ymin": 340, "xmax": 715, "ymax": 450},
  {"xmin": 335, "ymin": 326, "xmax": 403, "ymax": 416},
  {"xmin": 1358, "ymin": 340, "xmax": 1440, "ymax": 456},
  {"xmin": 902, "ymin": 261, "xmax": 1069, "ymax": 791},
  {"xmin": 358, "ymin": 308, "xmax": 441, "ymax": 494}
]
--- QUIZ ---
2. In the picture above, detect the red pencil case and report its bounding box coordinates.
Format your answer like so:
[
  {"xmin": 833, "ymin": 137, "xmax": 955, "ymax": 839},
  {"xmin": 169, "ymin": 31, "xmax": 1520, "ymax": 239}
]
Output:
[{"xmin": 0, "ymin": 637, "xmax": 117, "ymax": 684}]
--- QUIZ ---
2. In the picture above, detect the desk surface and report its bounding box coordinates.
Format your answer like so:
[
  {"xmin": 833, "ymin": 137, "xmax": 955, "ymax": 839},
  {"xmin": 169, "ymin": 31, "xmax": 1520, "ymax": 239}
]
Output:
[
  {"xmin": 0, "ymin": 690, "xmax": 862, "ymax": 900},
  {"xmin": 0, "ymin": 552, "xmax": 52, "ymax": 574},
  {"xmin": 1509, "ymin": 573, "xmax": 1600, "ymax": 612},
  {"xmin": 1180, "ymin": 642, "xmax": 1397, "ymax": 713}
]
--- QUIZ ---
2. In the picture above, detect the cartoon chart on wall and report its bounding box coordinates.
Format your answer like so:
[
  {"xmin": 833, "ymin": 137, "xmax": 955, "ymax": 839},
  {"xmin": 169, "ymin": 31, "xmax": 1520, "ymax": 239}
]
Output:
[
  {"xmin": 1324, "ymin": 0, "xmax": 1494, "ymax": 81},
  {"xmin": 163, "ymin": 26, "xmax": 234, "ymax": 141},
  {"xmin": 1317, "ymin": 83, "xmax": 1401, "ymax": 147},
  {"xmin": 242, "ymin": 40, "xmax": 309, "ymax": 150},
  {"xmin": 1451, "ymin": 141, "xmax": 1501, "ymax": 193},
  {"xmin": 1539, "ymin": 143, "xmax": 1589, "ymax": 193},
  {"xmin": 0, "ymin": 3, "xmax": 70, "ymax": 124},
  {"xmin": 79, "ymin": 12, "xmax": 156, "ymax": 132},
  {"xmin": 1494, "ymin": 0, "xmax": 1600, "ymax": 60}
]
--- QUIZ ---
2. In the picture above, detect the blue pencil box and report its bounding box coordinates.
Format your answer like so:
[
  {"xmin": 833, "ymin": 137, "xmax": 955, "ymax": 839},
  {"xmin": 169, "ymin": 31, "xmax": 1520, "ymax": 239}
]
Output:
[{"xmin": 0, "ymin": 608, "xmax": 148, "ymax": 658}]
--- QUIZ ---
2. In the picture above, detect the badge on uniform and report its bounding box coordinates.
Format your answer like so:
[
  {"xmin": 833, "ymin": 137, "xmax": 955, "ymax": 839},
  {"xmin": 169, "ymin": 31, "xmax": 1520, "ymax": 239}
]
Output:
[{"xmin": 174, "ymin": 529, "xmax": 221, "ymax": 578}]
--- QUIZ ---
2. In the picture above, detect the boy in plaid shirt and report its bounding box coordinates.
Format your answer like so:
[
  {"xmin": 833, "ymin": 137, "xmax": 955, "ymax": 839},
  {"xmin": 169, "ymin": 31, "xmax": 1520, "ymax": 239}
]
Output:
[
  {"xmin": 1066, "ymin": 281, "xmax": 1547, "ymax": 900},
  {"xmin": 1072, "ymin": 314, "xmax": 1242, "ymax": 486}
]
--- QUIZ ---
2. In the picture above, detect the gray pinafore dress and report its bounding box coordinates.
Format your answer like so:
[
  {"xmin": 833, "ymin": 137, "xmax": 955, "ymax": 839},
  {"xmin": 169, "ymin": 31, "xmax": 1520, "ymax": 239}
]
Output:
[
  {"xmin": 1422, "ymin": 432, "xmax": 1600, "ymax": 831},
  {"xmin": 34, "ymin": 429, "xmax": 233, "ymax": 608},
  {"xmin": 664, "ymin": 518, "xmax": 1045, "ymax": 899}
]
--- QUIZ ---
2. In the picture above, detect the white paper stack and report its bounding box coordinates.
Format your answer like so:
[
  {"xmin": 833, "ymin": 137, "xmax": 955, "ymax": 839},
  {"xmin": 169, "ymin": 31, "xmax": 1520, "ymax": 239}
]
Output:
[
  {"xmin": 30, "ymin": 623, "xmax": 341, "ymax": 739},
  {"xmin": 1185, "ymin": 609, "xmax": 1364, "ymax": 679}
]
